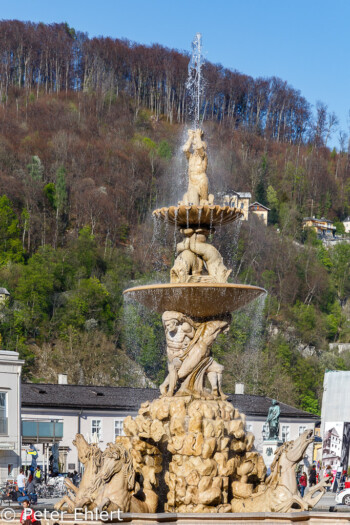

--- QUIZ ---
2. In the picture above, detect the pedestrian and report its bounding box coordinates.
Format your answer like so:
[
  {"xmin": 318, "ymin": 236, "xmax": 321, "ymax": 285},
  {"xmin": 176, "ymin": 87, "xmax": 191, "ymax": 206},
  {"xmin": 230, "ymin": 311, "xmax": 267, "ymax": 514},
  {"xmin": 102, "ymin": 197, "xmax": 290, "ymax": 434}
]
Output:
[
  {"xmin": 325, "ymin": 465, "xmax": 333, "ymax": 490},
  {"xmin": 309, "ymin": 466, "xmax": 317, "ymax": 487},
  {"xmin": 73, "ymin": 470, "xmax": 80, "ymax": 486},
  {"xmin": 17, "ymin": 469, "xmax": 26, "ymax": 492},
  {"xmin": 299, "ymin": 472, "xmax": 307, "ymax": 497},
  {"xmin": 20, "ymin": 500, "xmax": 36, "ymax": 525},
  {"xmin": 25, "ymin": 476, "xmax": 36, "ymax": 502},
  {"xmin": 34, "ymin": 466, "xmax": 42, "ymax": 484}
]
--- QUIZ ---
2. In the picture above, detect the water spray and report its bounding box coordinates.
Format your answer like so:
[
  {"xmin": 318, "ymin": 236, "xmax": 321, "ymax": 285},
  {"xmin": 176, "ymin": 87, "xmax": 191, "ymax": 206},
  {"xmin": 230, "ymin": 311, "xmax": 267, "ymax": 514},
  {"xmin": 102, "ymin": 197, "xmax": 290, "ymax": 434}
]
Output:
[{"xmin": 186, "ymin": 33, "xmax": 205, "ymax": 128}]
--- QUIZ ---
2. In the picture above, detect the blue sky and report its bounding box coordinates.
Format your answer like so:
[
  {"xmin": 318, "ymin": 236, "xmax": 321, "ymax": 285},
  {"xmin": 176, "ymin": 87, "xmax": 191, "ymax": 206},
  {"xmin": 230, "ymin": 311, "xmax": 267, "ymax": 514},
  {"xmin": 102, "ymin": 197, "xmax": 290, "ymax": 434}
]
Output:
[{"xmin": 1, "ymin": 0, "xmax": 349, "ymax": 148}]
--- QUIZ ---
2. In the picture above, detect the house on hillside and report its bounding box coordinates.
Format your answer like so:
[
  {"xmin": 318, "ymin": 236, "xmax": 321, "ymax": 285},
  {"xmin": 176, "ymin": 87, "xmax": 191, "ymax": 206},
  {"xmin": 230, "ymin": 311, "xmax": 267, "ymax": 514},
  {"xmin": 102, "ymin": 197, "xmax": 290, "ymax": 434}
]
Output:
[
  {"xmin": 302, "ymin": 217, "xmax": 336, "ymax": 238},
  {"xmin": 222, "ymin": 192, "xmax": 251, "ymax": 220},
  {"xmin": 343, "ymin": 217, "xmax": 350, "ymax": 234},
  {"xmin": 0, "ymin": 288, "xmax": 10, "ymax": 304},
  {"xmin": 249, "ymin": 202, "xmax": 270, "ymax": 225}
]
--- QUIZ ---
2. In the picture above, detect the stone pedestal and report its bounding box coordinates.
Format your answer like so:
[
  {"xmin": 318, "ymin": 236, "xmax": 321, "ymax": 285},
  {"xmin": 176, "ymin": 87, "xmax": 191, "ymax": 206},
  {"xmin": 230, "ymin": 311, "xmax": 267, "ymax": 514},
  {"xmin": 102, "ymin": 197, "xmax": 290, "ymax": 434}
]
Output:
[
  {"xmin": 262, "ymin": 439, "xmax": 283, "ymax": 469},
  {"xmin": 123, "ymin": 395, "xmax": 266, "ymax": 513}
]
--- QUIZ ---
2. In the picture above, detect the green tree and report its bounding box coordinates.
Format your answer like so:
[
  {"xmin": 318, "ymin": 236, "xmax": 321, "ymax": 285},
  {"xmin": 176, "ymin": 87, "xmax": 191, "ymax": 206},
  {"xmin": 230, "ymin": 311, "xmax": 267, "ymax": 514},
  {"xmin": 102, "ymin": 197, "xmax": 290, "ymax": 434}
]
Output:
[
  {"xmin": 57, "ymin": 277, "xmax": 113, "ymax": 332},
  {"xmin": 266, "ymin": 185, "xmax": 279, "ymax": 224},
  {"xmin": 157, "ymin": 140, "xmax": 172, "ymax": 159},
  {"xmin": 334, "ymin": 221, "xmax": 345, "ymax": 235},
  {"xmin": 43, "ymin": 183, "xmax": 56, "ymax": 208},
  {"xmin": 330, "ymin": 243, "xmax": 350, "ymax": 303},
  {"xmin": 54, "ymin": 166, "xmax": 68, "ymax": 246},
  {"xmin": 27, "ymin": 155, "xmax": 44, "ymax": 181},
  {"xmin": 0, "ymin": 195, "xmax": 24, "ymax": 265},
  {"xmin": 255, "ymin": 154, "xmax": 268, "ymax": 206}
]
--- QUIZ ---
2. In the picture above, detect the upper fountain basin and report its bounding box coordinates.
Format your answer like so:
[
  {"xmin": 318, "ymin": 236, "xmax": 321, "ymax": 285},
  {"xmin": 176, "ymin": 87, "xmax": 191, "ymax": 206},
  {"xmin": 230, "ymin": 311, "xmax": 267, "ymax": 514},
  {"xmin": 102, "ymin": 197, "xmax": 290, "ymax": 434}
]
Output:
[
  {"xmin": 152, "ymin": 204, "xmax": 243, "ymax": 228},
  {"xmin": 123, "ymin": 283, "xmax": 265, "ymax": 318}
]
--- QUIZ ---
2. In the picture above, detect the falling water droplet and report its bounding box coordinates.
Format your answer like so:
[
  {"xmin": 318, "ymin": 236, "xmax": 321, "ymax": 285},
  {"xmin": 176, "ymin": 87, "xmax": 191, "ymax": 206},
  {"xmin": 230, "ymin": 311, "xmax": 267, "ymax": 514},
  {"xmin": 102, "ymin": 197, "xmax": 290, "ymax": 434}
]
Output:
[
  {"xmin": 174, "ymin": 208, "xmax": 178, "ymax": 252},
  {"xmin": 209, "ymin": 208, "xmax": 214, "ymax": 236}
]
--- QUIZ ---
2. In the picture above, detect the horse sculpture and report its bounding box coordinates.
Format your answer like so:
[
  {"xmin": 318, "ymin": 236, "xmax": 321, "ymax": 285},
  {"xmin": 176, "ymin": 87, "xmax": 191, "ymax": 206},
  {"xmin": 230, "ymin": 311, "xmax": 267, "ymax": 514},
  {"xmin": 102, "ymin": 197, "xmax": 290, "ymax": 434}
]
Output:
[
  {"xmin": 231, "ymin": 430, "xmax": 330, "ymax": 512},
  {"xmin": 55, "ymin": 434, "xmax": 159, "ymax": 514},
  {"xmin": 55, "ymin": 434, "xmax": 102, "ymax": 512}
]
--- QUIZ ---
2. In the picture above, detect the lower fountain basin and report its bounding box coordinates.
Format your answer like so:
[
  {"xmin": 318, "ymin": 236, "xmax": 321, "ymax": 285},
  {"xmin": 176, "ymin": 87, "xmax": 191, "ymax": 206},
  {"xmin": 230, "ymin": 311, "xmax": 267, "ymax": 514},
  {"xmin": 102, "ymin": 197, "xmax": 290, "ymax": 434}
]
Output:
[{"xmin": 123, "ymin": 283, "xmax": 266, "ymax": 318}]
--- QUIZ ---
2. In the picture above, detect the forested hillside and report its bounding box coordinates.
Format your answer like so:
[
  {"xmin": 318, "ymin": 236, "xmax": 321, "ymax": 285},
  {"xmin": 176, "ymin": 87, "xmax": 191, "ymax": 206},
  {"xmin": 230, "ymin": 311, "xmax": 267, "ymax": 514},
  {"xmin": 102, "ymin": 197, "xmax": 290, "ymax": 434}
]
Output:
[{"xmin": 0, "ymin": 20, "xmax": 350, "ymax": 413}]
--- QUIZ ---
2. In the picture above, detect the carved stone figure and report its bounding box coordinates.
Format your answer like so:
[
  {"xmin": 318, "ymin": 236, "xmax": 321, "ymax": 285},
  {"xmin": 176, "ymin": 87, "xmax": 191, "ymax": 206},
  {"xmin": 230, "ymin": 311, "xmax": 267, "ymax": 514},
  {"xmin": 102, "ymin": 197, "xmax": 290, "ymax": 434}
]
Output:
[
  {"xmin": 159, "ymin": 311, "xmax": 230, "ymax": 399},
  {"xmin": 56, "ymin": 435, "xmax": 160, "ymax": 514},
  {"xmin": 55, "ymin": 434, "xmax": 102, "ymax": 512},
  {"xmin": 265, "ymin": 400, "xmax": 280, "ymax": 440},
  {"xmin": 180, "ymin": 129, "xmax": 214, "ymax": 206},
  {"xmin": 231, "ymin": 430, "xmax": 330, "ymax": 512},
  {"xmin": 170, "ymin": 229, "xmax": 231, "ymax": 284}
]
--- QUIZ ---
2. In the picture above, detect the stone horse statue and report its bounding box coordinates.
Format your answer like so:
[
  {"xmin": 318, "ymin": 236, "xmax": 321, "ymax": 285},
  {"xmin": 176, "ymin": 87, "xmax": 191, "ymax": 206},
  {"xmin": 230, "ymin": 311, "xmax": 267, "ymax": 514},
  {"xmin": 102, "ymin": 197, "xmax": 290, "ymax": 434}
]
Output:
[
  {"xmin": 93, "ymin": 440, "xmax": 159, "ymax": 513},
  {"xmin": 55, "ymin": 434, "xmax": 102, "ymax": 512},
  {"xmin": 55, "ymin": 434, "xmax": 159, "ymax": 514},
  {"xmin": 231, "ymin": 430, "xmax": 330, "ymax": 512}
]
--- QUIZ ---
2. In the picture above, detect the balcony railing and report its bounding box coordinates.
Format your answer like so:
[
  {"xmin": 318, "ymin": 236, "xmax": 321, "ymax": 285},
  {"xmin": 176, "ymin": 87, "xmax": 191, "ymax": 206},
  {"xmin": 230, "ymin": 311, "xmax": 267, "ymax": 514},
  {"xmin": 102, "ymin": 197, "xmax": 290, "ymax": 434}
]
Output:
[
  {"xmin": 0, "ymin": 417, "xmax": 8, "ymax": 435},
  {"xmin": 22, "ymin": 419, "xmax": 63, "ymax": 443}
]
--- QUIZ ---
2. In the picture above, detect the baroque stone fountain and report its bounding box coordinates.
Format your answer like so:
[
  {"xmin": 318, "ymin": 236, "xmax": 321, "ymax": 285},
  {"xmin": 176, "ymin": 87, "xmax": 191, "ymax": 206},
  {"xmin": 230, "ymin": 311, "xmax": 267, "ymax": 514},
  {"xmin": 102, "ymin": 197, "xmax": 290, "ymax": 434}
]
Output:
[{"xmin": 55, "ymin": 127, "xmax": 329, "ymax": 517}]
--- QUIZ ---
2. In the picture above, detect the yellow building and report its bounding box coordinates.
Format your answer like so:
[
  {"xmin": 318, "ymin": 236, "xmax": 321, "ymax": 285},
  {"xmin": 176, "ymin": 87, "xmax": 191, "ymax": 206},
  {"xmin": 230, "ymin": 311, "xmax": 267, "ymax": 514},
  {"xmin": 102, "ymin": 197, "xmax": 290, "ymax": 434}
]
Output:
[
  {"xmin": 249, "ymin": 202, "xmax": 270, "ymax": 226},
  {"xmin": 302, "ymin": 217, "xmax": 336, "ymax": 237}
]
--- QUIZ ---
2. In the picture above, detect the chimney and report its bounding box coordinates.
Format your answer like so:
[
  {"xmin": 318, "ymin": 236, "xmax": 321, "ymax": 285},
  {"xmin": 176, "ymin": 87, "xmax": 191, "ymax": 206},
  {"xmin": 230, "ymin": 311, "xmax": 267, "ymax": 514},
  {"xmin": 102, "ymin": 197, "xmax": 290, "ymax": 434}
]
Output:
[
  {"xmin": 235, "ymin": 382, "xmax": 244, "ymax": 395},
  {"xmin": 58, "ymin": 373, "xmax": 68, "ymax": 385}
]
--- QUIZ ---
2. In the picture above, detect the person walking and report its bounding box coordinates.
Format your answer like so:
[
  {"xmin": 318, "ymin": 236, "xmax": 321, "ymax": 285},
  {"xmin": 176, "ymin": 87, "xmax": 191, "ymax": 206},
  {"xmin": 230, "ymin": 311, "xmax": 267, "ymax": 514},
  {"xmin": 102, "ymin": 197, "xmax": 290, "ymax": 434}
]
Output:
[
  {"xmin": 17, "ymin": 470, "xmax": 26, "ymax": 493},
  {"xmin": 309, "ymin": 466, "xmax": 317, "ymax": 487},
  {"xmin": 299, "ymin": 472, "xmax": 307, "ymax": 497}
]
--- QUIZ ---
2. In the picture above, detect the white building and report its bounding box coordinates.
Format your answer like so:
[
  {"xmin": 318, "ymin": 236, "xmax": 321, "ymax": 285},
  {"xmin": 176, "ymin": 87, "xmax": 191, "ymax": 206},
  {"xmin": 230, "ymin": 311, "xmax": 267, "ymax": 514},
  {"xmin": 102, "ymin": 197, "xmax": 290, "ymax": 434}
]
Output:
[
  {"xmin": 0, "ymin": 351, "xmax": 24, "ymax": 482},
  {"xmin": 20, "ymin": 382, "xmax": 317, "ymax": 476},
  {"xmin": 322, "ymin": 427, "xmax": 341, "ymax": 467},
  {"xmin": 321, "ymin": 370, "xmax": 350, "ymax": 434},
  {"xmin": 343, "ymin": 217, "xmax": 350, "ymax": 234}
]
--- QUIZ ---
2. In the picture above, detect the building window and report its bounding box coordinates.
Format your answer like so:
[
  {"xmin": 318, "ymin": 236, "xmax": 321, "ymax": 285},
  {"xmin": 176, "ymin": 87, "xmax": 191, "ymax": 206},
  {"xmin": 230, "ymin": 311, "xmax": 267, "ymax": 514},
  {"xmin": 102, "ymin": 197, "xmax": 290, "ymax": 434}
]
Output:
[
  {"xmin": 91, "ymin": 419, "xmax": 102, "ymax": 440},
  {"xmin": 281, "ymin": 425, "xmax": 290, "ymax": 442},
  {"xmin": 299, "ymin": 425, "xmax": 307, "ymax": 436},
  {"xmin": 0, "ymin": 392, "xmax": 7, "ymax": 435},
  {"xmin": 114, "ymin": 418, "xmax": 125, "ymax": 438}
]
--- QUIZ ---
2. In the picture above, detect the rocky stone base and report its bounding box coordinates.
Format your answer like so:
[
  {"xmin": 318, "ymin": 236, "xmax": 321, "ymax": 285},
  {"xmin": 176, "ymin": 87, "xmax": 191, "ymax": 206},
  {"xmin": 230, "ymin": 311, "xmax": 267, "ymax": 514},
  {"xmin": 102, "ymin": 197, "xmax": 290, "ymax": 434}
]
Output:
[{"xmin": 123, "ymin": 394, "xmax": 266, "ymax": 512}]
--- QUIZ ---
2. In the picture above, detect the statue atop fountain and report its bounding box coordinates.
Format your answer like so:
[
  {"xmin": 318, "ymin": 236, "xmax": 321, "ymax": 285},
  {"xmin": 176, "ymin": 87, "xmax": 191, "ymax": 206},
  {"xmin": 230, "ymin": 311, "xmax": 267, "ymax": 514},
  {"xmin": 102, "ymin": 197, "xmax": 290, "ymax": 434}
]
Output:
[{"xmin": 180, "ymin": 128, "xmax": 214, "ymax": 206}]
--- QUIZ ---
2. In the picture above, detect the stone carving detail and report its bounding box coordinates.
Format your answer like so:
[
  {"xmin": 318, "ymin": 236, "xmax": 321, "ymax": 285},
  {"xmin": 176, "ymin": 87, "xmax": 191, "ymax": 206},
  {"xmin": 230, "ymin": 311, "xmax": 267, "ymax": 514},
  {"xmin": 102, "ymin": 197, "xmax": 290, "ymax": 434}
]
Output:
[
  {"xmin": 179, "ymin": 129, "xmax": 214, "ymax": 206},
  {"xmin": 55, "ymin": 434, "xmax": 102, "ymax": 511},
  {"xmin": 231, "ymin": 430, "xmax": 329, "ymax": 512},
  {"xmin": 159, "ymin": 311, "xmax": 230, "ymax": 399},
  {"xmin": 124, "ymin": 395, "xmax": 264, "ymax": 513},
  {"xmin": 55, "ymin": 434, "xmax": 160, "ymax": 513},
  {"xmin": 170, "ymin": 229, "xmax": 232, "ymax": 284}
]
